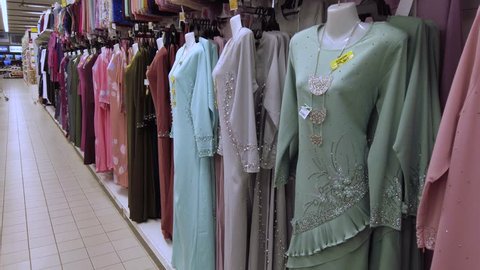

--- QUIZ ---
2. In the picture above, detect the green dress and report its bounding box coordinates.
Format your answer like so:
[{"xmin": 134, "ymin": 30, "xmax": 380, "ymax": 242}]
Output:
[
  {"xmin": 169, "ymin": 38, "xmax": 217, "ymax": 270},
  {"xmin": 274, "ymin": 23, "xmax": 408, "ymax": 269}
]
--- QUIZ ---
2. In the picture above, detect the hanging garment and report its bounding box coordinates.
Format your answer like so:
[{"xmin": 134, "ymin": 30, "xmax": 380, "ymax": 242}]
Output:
[
  {"xmin": 58, "ymin": 55, "xmax": 70, "ymax": 132},
  {"xmin": 107, "ymin": 48, "xmax": 129, "ymax": 188},
  {"xmin": 78, "ymin": 53, "xmax": 98, "ymax": 164},
  {"xmin": 92, "ymin": 48, "xmax": 113, "ymax": 172},
  {"xmin": 146, "ymin": 43, "xmax": 178, "ymax": 240},
  {"xmin": 275, "ymin": 23, "xmax": 408, "ymax": 269},
  {"xmin": 169, "ymin": 37, "xmax": 217, "ymax": 270},
  {"xmin": 249, "ymin": 31, "xmax": 291, "ymax": 270},
  {"xmin": 417, "ymin": 8, "xmax": 480, "ymax": 270},
  {"xmin": 212, "ymin": 28, "xmax": 260, "ymax": 270},
  {"xmin": 68, "ymin": 55, "xmax": 80, "ymax": 145},
  {"xmin": 125, "ymin": 48, "xmax": 160, "ymax": 223}
]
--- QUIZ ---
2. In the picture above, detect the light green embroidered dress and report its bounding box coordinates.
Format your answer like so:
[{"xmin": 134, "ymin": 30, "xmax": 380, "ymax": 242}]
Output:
[{"xmin": 274, "ymin": 23, "xmax": 408, "ymax": 269}]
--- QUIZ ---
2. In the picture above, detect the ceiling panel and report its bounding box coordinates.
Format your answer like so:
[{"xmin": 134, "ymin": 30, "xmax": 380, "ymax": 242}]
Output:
[{"xmin": 1, "ymin": 0, "xmax": 57, "ymax": 33}]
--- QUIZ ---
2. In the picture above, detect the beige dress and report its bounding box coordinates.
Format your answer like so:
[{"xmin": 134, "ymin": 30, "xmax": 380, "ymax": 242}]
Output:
[{"xmin": 213, "ymin": 28, "xmax": 260, "ymax": 270}]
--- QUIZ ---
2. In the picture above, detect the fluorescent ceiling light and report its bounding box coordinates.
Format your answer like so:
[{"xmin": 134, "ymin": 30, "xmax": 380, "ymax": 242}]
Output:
[
  {"xmin": 22, "ymin": 3, "xmax": 51, "ymax": 8},
  {"xmin": 0, "ymin": 0, "xmax": 8, "ymax": 32},
  {"xmin": 24, "ymin": 11, "xmax": 44, "ymax": 15}
]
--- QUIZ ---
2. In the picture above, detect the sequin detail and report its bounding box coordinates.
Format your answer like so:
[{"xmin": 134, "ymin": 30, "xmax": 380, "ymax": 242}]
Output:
[
  {"xmin": 293, "ymin": 139, "xmax": 368, "ymax": 234},
  {"xmin": 222, "ymin": 72, "xmax": 260, "ymax": 172},
  {"xmin": 309, "ymin": 109, "xmax": 327, "ymax": 125},
  {"xmin": 370, "ymin": 175, "xmax": 402, "ymax": 229},
  {"xmin": 310, "ymin": 134, "xmax": 323, "ymax": 146},
  {"xmin": 417, "ymin": 226, "xmax": 437, "ymax": 250},
  {"xmin": 308, "ymin": 75, "xmax": 332, "ymax": 96}
]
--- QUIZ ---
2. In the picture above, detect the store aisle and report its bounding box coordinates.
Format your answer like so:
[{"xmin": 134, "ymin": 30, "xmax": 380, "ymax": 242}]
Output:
[{"xmin": 0, "ymin": 79, "xmax": 158, "ymax": 270}]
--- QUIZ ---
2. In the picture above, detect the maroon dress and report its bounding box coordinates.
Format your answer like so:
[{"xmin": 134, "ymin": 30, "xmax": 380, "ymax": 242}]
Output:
[
  {"xmin": 146, "ymin": 44, "xmax": 177, "ymax": 240},
  {"xmin": 78, "ymin": 53, "xmax": 98, "ymax": 165}
]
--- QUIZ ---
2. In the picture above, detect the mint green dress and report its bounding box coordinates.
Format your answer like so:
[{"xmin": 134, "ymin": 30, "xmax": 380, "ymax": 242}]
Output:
[
  {"xmin": 169, "ymin": 37, "xmax": 217, "ymax": 270},
  {"xmin": 274, "ymin": 23, "xmax": 409, "ymax": 269}
]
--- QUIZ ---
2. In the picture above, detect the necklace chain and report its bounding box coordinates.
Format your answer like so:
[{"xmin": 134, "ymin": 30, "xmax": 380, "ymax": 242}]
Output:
[{"xmin": 308, "ymin": 22, "xmax": 360, "ymax": 147}]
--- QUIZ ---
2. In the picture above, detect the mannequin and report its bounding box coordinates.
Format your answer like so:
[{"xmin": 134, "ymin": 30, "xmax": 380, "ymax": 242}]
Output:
[
  {"xmin": 132, "ymin": 43, "xmax": 139, "ymax": 56},
  {"xmin": 113, "ymin": 43, "xmax": 120, "ymax": 53},
  {"xmin": 321, "ymin": 2, "xmax": 371, "ymax": 50},
  {"xmin": 156, "ymin": 37, "xmax": 164, "ymax": 50},
  {"xmin": 230, "ymin": 14, "xmax": 243, "ymax": 39}
]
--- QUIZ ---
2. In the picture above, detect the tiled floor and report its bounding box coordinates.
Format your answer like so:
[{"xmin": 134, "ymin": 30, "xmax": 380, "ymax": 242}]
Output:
[{"xmin": 0, "ymin": 79, "xmax": 158, "ymax": 270}]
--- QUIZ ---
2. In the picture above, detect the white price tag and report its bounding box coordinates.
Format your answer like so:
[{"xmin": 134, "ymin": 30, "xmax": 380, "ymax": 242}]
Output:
[
  {"xmin": 135, "ymin": 24, "xmax": 139, "ymax": 31},
  {"xmin": 298, "ymin": 105, "xmax": 312, "ymax": 120},
  {"xmin": 112, "ymin": 23, "xmax": 116, "ymax": 30},
  {"xmin": 144, "ymin": 79, "xmax": 149, "ymax": 86},
  {"xmin": 148, "ymin": 22, "xmax": 153, "ymax": 30}
]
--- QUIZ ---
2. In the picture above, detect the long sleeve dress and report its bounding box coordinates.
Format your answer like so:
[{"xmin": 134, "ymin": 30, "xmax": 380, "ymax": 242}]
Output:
[
  {"xmin": 169, "ymin": 37, "xmax": 216, "ymax": 270},
  {"xmin": 107, "ymin": 48, "xmax": 129, "ymax": 188},
  {"xmin": 92, "ymin": 48, "xmax": 113, "ymax": 172},
  {"xmin": 274, "ymin": 23, "xmax": 408, "ymax": 269},
  {"xmin": 212, "ymin": 27, "xmax": 260, "ymax": 270},
  {"xmin": 125, "ymin": 48, "xmax": 160, "ymax": 223},
  {"xmin": 416, "ymin": 8, "xmax": 480, "ymax": 270},
  {"xmin": 146, "ymin": 44, "xmax": 177, "ymax": 240}
]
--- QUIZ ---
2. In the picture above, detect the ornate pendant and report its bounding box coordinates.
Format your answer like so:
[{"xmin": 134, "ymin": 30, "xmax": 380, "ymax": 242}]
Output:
[
  {"xmin": 310, "ymin": 134, "xmax": 323, "ymax": 146},
  {"xmin": 309, "ymin": 108, "xmax": 327, "ymax": 125},
  {"xmin": 308, "ymin": 75, "xmax": 333, "ymax": 96}
]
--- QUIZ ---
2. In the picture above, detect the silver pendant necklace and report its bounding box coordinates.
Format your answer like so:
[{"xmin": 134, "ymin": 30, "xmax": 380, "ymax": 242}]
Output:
[{"xmin": 308, "ymin": 23, "xmax": 360, "ymax": 146}]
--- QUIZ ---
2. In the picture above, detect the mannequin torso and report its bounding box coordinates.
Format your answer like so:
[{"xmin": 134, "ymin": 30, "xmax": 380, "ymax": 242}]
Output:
[
  {"xmin": 230, "ymin": 15, "xmax": 243, "ymax": 39},
  {"xmin": 132, "ymin": 43, "xmax": 139, "ymax": 57},
  {"xmin": 320, "ymin": 3, "xmax": 371, "ymax": 50}
]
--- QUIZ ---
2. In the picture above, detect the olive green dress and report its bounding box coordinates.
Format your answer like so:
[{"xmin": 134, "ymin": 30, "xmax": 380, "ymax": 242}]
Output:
[{"xmin": 274, "ymin": 23, "xmax": 408, "ymax": 269}]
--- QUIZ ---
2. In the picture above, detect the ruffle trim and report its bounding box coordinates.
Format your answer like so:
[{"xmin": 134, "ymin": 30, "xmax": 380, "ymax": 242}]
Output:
[
  {"xmin": 416, "ymin": 226, "xmax": 436, "ymax": 250},
  {"xmin": 287, "ymin": 201, "xmax": 370, "ymax": 257}
]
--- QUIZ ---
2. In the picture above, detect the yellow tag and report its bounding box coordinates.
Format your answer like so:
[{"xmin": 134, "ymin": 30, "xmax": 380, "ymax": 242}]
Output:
[
  {"xmin": 330, "ymin": 51, "xmax": 354, "ymax": 71},
  {"xmin": 229, "ymin": 0, "xmax": 238, "ymax": 11},
  {"xmin": 179, "ymin": 12, "xmax": 186, "ymax": 22},
  {"xmin": 61, "ymin": 0, "xmax": 67, "ymax": 7}
]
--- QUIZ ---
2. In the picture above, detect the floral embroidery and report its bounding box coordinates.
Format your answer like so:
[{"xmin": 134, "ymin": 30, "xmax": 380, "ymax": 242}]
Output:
[{"xmin": 293, "ymin": 137, "xmax": 368, "ymax": 234}]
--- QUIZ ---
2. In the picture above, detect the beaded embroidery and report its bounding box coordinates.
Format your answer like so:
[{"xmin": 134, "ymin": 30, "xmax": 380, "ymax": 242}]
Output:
[
  {"xmin": 222, "ymin": 72, "xmax": 260, "ymax": 172},
  {"xmin": 293, "ymin": 138, "xmax": 368, "ymax": 234},
  {"xmin": 370, "ymin": 174, "xmax": 402, "ymax": 229}
]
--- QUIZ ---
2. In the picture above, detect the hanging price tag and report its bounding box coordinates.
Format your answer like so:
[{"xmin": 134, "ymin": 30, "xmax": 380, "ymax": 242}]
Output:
[
  {"xmin": 229, "ymin": 0, "xmax": 238, "ymax": 11},
  {"xmin": 179, "ymin": 12, "xmax": 186, "ymax": 22},
  {"xmin": 298, "ymin": 104, "xmax": 312, "ymax": 120},
  {"xmin": 111, "ymin": 23, "xmax": 116, "ymax": 30},
  {"xmin": 134, "ymin": 24, "xmax": 139, "ymax": 31},
  {"xmin": 148, "ymin": 22, "xmax": 153, "ymax": 30},
  {"xmin": 144, "ymin": 79, "xmax": 149, "ymax": 86}
]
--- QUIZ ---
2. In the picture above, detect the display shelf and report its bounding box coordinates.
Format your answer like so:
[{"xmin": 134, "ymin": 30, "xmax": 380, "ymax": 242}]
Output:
[{"xmin": 42, "ymin": 104, "xmax": 174, "ymax": 270}]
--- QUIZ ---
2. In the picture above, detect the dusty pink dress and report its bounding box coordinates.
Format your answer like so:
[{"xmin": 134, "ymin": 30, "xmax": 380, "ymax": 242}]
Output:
[
  {"xmin": 416, "ymin": 8, "xmax": 480, "ymax": 270},
  {"xmin": 92, "ymin": 48, "xmax": 113, "ymax": 172},
  {"xmin": 107, "ymin": 48, "xmax": 128, "ymax": 187}
]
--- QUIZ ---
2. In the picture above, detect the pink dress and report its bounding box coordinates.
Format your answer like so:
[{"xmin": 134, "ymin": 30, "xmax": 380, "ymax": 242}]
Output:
[
  {"xmin": 416, "ymin": 8, "xmax": 480, "ymax": 270},
  {"xmin": 107, "ymin": 48, "xmax": 128, "ymax": 188},
  {"xmin": 92, "ymin": 48, "xmax": 113, "ymax": 172}
]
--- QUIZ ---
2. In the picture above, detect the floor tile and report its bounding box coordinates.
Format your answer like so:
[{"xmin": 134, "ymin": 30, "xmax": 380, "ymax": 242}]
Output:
[
  {"xmin": 2, "ymin": 260, "xmax": 31, "ymax": 270},
  {"xmin": 116, "ymin": 246, "xmax": 147, "ymax": 262},
  {"xmin": 31, "ymin": 254, "xmax": 60, "ymax": 270},
  {"xmin": 29, "ymin": 235, "xmax": 56, "ymax": 249},
  {"xmin": 91, "ymin": 252, "xmax": 121, "ymax": 269},
  {"xmin": 59, "ymin": 248, "xmax": 89, "ymax": 264},
  {"xmin": 122, "ymin": 257, "xmax": 155, "ymax": 270},
  {"xmin": 0, "ymin": 249, "xmax": 30, "ymax": 266},
  {"xmin": 99, "ymin": 263, "xmax": 126, "ymax": 270},
  {"xmin": 86, "ymin": 242, "xmax": 115, "ymax": 257},
  {"xmin": 56, "ymin": 239, "xmax": 85, "ymax": 253},
  {"xmin": 30, "ymin": 244, "xmax": 58, "ymax": 259},
  {"xmin": 62, "ymin": 258, "xmax": 94, "ymax": 270}
]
